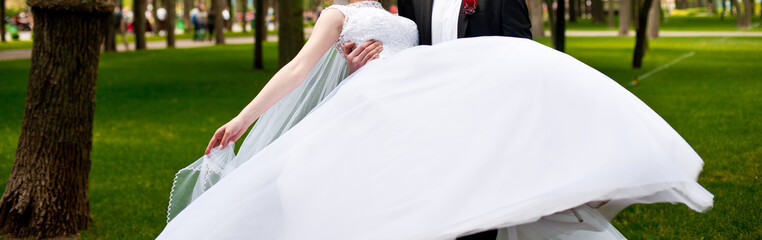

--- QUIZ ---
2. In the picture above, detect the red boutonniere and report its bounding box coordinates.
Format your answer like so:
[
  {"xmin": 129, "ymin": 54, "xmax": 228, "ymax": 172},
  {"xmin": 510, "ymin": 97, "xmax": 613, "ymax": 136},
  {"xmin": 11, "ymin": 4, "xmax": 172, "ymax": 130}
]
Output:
[{"xmin": 463, "ymin": 0, "xmax": 477, "ymax": 15}]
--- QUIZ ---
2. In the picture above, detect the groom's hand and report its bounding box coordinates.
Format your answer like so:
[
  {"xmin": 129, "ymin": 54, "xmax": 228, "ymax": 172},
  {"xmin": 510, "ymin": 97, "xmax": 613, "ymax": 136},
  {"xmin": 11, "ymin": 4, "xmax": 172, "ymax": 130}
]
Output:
[{"xmin": 343, "ymin": 40, "xmax": 383, "ymax": 75}]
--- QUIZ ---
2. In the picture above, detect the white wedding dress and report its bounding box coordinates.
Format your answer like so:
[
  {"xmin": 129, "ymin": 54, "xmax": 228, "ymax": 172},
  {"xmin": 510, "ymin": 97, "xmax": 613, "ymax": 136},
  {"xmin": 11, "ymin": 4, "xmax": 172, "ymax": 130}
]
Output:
[{"xmin": 158, "ymin": 2, "xmax": 713, "ymax": 239}]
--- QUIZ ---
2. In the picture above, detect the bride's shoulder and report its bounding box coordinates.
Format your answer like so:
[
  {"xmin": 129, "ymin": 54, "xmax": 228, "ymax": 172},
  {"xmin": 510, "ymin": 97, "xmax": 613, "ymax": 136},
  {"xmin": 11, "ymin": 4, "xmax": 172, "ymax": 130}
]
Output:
[
  {"xmin": 324, "ymin": 4, "xmax": 351, "ymax": 14},
  {"xmin": 318, "ymin": 6, "xmax": 347, "ymax": 22},
  {"xmin": 312, "ymin": 7, "xmax": 347, "ymax": 35}
]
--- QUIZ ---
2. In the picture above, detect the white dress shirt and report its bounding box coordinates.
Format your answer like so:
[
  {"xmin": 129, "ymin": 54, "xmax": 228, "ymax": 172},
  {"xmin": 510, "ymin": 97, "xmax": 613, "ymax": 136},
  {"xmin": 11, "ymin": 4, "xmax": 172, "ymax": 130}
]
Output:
[{"xmin": 431, "ymin": 0, "xmax": 462, "ymax": 45}]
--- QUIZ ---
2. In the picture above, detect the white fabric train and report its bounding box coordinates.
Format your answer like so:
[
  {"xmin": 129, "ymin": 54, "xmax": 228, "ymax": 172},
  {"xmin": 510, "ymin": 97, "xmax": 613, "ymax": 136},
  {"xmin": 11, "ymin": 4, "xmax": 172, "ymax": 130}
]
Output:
[{"xmin": 158, "ymin": 37, "xmax": 713, "ymax": 239}]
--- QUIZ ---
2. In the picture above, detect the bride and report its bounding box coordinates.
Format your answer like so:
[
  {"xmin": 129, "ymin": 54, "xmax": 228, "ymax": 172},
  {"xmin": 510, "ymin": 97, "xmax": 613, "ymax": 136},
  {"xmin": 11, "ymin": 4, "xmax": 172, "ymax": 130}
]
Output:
[{"xmin": 159, "ymin": 0, "xmax": 713, "ymax": 239}]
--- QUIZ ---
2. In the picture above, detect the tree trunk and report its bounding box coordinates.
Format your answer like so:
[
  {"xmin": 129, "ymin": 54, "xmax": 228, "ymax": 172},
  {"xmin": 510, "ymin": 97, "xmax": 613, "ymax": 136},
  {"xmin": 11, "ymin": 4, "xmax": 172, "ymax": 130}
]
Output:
[
  {"xmin": 0, "ymin": 0, "xmax": 112, "ymax": 238},
  {"xmin": 730, "ymin": 0, "xmax": 744, "ymax": 28},
  {"xmin": 165, "ymin": 0, "xmax": 176, "ymax": 47},
  {"xmin": 105, "ymin": 10, "xmax": 117, "ymax": 52},
  {"xmin": 569, "ymin": 0, "xmax": 577, "ymax": 22},
  {"xmin": 529, "ymin": 0, "xmax": 545, "ymax": 37},
  {"xmin": 152, "ymin": 0, "xmax": 160, "ymax": 34},
  {"xmin": 134, "ymin": 0, "xmax": 147, "ymax": 49},
  {"xmin": 633, "ymin": 0, "xmax": 653, "ymax": 68},
  {"xmin": 590, "ymin": 0, "xmax": 602, "ymax": 22},
  {"xmin": 675, "ymin": 0, "xmax": 686, "ymax": 9},
  {"xmin": 591, "ymin": 0, "xmax": 605, "ymax": 23},
  {"xmin": 1, "ymin": 0, "xmax": 6, "ymax": 42},
  {"xmin": 619, "ymin": 0, "xmax": 632, "ymax": 35},
  {"xmin": 213, "ymin": 0, "xmax": 226, "ymax": 44},
  {"xmin": 607, "ymin": 0, "xmax": 615, "ymax": 28},
  {"xmin": 254, "ymin": 0, "xmax": 265, "ymax": 69},
  {"xmin": 227, "ymin": 0, "xmax": 233, "ymax": 30},
  {"xmin": 183, "ymin": 0, "xmax": 192, "ymax": 33},
  {"xmin": 239, "ymin": 0, "xmax": 247, "ymax": 32},
  {"xmin": 647, "ymin": 0, "xmax": 659, "ymax": 38},
  {"xmin": 742, "ymin": 0, "xmax": 753, "ymax": 28},
  {"xmin": 278, "ymin": 0, "xmax": 304, "ymax": 67},
  {"xmin": 555, "ymin": 0, "xmax": 566, "ymax": 52},
  {"xmin": 545, "ymin": 0, "xmax": 557, "ymax": 46}
]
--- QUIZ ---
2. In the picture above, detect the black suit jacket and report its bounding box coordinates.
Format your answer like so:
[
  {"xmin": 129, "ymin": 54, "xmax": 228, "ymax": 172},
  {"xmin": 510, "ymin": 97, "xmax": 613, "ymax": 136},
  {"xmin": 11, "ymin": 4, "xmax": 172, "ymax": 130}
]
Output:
[{"xmin": 398, "ymin": 0, "xmax": 532, "ymax": 45}]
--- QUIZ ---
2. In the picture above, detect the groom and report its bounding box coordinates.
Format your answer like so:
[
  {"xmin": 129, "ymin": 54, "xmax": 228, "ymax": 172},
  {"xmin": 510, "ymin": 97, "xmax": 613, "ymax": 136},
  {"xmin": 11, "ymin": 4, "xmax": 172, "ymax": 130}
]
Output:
[
  {"xmin": 344, "ymin": 1, "xmax": 531, "ymax": 239},
  {"xmin": 344, "ymin": 0, "xmax": 532, "ymax": 73}
]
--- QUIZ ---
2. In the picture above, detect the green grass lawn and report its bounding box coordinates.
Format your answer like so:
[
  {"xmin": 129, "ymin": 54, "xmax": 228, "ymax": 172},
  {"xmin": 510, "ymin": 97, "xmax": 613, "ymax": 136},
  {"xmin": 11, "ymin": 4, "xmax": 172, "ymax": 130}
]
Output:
[
  {"xmin": 0, "ymin": 40, "xmax": 34, "ymax": 51},
  {"xmin": 561, "ymin": 15, "xmax": 762, "ymax": 32},
  {"xmin": 1, "ymin": 36, "xmax": 760, "ymax": 239}
]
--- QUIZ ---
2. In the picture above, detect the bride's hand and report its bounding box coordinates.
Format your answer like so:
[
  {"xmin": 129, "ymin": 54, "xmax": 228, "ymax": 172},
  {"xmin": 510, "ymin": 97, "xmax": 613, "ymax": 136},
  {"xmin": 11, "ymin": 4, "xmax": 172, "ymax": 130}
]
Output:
[{"xmin": 205, "ymin": 117, "xmax": 249, "ymax": 154}]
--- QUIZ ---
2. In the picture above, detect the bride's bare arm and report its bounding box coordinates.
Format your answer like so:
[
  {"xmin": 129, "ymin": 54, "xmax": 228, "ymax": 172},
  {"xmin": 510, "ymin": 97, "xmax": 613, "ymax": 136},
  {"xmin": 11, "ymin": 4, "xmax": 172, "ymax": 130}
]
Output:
[{"xmin": 205, "ymin": 9, "xmax": 345, "ymax": 154}]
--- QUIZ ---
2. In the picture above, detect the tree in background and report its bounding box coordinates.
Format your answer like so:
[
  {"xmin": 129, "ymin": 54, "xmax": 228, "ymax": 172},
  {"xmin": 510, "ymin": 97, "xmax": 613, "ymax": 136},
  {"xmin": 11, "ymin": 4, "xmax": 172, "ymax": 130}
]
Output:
[
  {"xmin": 165, "ymin": 0, "xmax": 176, "ymax": 47},
  {"xmin": 152, "ymin": 0, "xmax": 159, "ymax": 34},
  {"xmin": 105, "ymin": 0, "xmax": 118, "ymax": 52},
  {"xmin": 227, "ymin": 0, "xmax": 233, "ymax": 30},
  {"xmin": 738, "ymin": 0, "xmax": 753, "ymax": 28},
  {"xmin": 0, "ymin": 0, "xmax": 112, "ymax": 238},
  {"xmin": 647, "ymin": 0, "xmax": 659, "ymax": 38},
  {"xmin": 135, "ymin": 0, "xmax": 147, "ymax": 50},
  {"xmin": 278, "ymin": 0, "xmax": 304, "ymax": 67},
  {"xmin": 1, "ymin": 0, "xmax": 6, "ymax": 42},
  {"xmin": 675, "ymin": 0, "xmax": 687, "ymax": 9},
  {"xmin": 607, "ymin": 0, "xmax": 615, "ymax": 28},
  {"xmin": 591, "ymin": 0, "xmax": 605, "ymax": 23},
  {"xmin": 254, "ymin": 0, "xmax": 266, "ymax": 69},
  {"xmin": 555, "ymin": 0, "xmax": 565, "ymax": 52},
  {"xmin": 569, "ymin": 0, "xmax": 577, "ymax": 23},
  {"xmin": 183, "ymin": 0, "xmax": 192, "ymax": 33},
  {"xmin": 577, "ymin": 0, "xmax": 585, "ymax": 22},
  {"xmin": 239, "ymin": 0, "xmax": 247, "ymax": 32},
  {"xmin": 545, "ymin": 0, "xmax": 565, "ymax": 51},
  {"xmin": 633, "ymin": 0, "xmax": 654, "ymax": 68},
  {"xmin": 619, "ymin": 0, "xmax": 632, "ymax": 35},
  {"xmin": 213, "ymin": 0, "xmax": 226, "ymax": 44},
  {"xmin": 545, "ymin": 0, "xmax": 557, "ymax": 44},
  {"xmin": 529, "ymin": 0, "xmax": 545, "ymax": 37}
]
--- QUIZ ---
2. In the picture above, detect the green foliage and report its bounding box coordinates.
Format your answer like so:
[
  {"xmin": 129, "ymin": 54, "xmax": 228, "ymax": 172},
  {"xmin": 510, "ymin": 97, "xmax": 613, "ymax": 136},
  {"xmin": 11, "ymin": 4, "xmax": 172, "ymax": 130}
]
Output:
[
  {"xmin": 0, "ymin": 37, "xmax": 760, "ymax": 238},
  {"xmin": 3, "ymin": 0, "xmax": 25, "ymax": 18},
  {"xmin": 670, "ymin": 7, "xmax": 711, "ymax": 17}
]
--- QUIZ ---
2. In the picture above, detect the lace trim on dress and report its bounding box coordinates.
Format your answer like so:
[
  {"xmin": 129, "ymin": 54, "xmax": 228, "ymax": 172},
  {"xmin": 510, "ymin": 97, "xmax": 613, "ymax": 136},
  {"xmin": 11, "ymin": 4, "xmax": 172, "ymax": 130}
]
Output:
[{"xmin": 325, "ymin": 1, "xmax": 384, "ymax": 54}]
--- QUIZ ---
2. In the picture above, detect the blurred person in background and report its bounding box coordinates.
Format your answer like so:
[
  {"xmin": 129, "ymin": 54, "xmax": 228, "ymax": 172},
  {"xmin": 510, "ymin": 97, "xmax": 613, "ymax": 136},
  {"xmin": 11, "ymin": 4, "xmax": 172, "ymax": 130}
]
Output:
[
  {"xmin": 157, "ymin": 5, "xmax": 167, "ymax": 34},
  {"xmin": 115, "ymin": 6, "xmax": 129, "ymax": 49},
  {"xmin": 222, "ymin": 7, "xmax": 230, "ymax": 31},
  {"xmin": 207, "ymin": 7, "xmax": 215, "ymax": 41}
]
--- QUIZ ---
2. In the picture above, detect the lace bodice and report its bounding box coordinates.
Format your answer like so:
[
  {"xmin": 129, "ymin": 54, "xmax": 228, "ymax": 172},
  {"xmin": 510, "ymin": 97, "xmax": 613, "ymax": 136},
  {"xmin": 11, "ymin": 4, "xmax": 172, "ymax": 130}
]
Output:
[{"xmin": 326, "ymin": 1, "xmax": 418, "ymax": 58}]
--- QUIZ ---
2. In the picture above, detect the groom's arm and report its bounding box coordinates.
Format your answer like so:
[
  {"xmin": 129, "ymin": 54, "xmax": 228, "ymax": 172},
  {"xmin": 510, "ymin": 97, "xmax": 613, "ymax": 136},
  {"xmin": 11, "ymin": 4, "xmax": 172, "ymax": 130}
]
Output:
[{"xmin": 501, "ymin": 0, "xmax": 533, "ymax": 39}]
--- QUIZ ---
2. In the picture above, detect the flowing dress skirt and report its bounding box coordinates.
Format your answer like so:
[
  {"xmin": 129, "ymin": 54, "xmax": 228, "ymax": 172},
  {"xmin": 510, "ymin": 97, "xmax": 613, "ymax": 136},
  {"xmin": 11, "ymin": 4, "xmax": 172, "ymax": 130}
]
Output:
[{"xmin": 158, "ymin": 37, "xmax": 713, "ymax": 239}]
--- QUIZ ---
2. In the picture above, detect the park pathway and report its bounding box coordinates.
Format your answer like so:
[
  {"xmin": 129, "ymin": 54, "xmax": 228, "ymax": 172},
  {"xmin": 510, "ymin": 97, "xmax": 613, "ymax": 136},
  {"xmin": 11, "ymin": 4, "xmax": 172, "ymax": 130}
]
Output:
[{"xmin": 2, "ymin": 30, "xmax": 761, "ymax": 61}]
